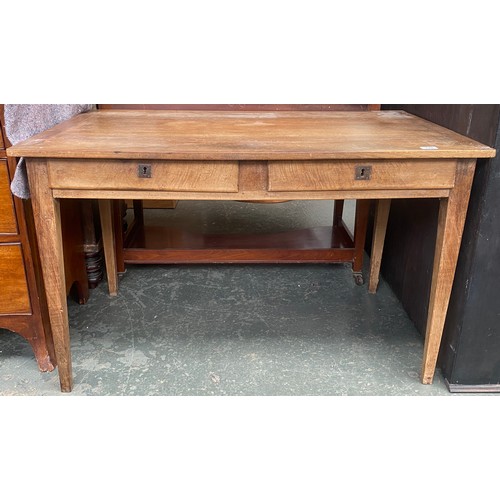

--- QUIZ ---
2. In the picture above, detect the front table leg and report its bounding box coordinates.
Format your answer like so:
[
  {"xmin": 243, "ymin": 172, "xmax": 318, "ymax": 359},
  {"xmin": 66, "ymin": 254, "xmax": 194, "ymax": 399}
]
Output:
[
  {"xmin": 421, "ymin": 159, "xmax": 476, "ymax": 384},
  {"xmin": 27, "ymin": 160, "xmax": 73, "ymax": 392}
]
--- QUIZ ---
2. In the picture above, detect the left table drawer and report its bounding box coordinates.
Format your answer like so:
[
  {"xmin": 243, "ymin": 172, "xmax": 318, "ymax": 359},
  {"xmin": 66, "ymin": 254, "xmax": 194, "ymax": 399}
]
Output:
[{"xmin": 48, "ymin": 160, "xmax": 240, "ymax": 193}]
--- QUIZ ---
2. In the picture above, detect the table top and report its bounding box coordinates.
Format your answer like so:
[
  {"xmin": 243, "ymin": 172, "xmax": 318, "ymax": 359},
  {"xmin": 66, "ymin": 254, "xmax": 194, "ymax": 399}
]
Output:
[{"xmin": 7, "ymin": 110, "xmax": 496, "ymax": 161}]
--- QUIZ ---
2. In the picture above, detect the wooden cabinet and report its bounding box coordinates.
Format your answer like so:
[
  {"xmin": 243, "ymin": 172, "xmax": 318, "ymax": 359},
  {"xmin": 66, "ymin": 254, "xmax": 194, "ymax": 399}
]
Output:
[
  {"xmin": 0, "ymin": 111, "xmax": 55, "ymax": 370},
  {"xmin": 0, "ymin": 105, "xmax": 89, "ymax": 371},
  {"xmin": 0, "ymin": 244, "xmax": 31, "ymax": 314},
  {"xmin": 0, "ymin": 159, "xmax": 17, "ymax": 232}
]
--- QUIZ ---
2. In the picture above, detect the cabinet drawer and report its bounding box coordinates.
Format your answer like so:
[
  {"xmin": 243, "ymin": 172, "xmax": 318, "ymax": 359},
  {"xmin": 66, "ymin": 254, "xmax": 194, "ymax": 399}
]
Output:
[
  {"xmin": 0, "ymin": 244, "xmax": 31, "ymax": 314},
  {"xmin": 48, "ymin": 160, "xmax": 239, "ymax": 193},
  {"xmin": 268, "ymin": 160, "xmax": 457, "ymax": 192},
  {"xmin": 0, "ymin": 160, "xmax": 17, "ymax": 234}
]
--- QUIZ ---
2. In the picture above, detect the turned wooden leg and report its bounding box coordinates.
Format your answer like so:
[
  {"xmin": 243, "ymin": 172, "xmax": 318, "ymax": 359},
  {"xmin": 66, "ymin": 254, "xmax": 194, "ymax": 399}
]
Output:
[
  {"xmin": 352, "ymin": 199, "xmax": 371, "ymax": 284},
  {"xmin": 26, "ymin": 160, "xmax": 72, "ymax": 392},
  {"xmin": 421, "ymin": 159, "xmax": 476, "ymax": 384},
  {"xmin": 99, "ymin": 199, "xmax": 118, "ymax": 296},
  {"xmin": 368, "ymin": 200, "xmax": 391, "ymax": 294}
]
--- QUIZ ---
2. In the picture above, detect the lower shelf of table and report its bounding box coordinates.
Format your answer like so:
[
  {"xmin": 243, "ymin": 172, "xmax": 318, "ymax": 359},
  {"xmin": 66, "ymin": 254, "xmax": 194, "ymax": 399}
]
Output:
[{"xmin": 122, "ymin": 224, "xmax": 357, "ymax": 264}]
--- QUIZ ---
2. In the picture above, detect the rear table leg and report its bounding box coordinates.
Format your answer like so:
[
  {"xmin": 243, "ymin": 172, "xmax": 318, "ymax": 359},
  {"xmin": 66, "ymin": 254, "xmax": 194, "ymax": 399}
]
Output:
[
  {"xmin": 368, "ymin": 200, "xmax": 391, "ymax": 294},
  {"xmin": 352, "ymin": 199, "xmax": 371, "ymax": 285}
]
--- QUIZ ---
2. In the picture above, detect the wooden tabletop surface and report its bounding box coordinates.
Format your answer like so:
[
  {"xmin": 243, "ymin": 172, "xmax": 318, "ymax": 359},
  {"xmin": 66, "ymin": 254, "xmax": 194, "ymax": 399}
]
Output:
[{"xmin": 7, "ymin": 110, "xmax": 496, "ymax": 160}]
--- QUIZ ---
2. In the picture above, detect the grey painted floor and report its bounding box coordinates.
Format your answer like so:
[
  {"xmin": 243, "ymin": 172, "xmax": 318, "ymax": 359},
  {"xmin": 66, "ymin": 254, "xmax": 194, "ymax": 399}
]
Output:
[{"xmin": 0, "ymin": 200, "xmax": 461, "ymax": 395}]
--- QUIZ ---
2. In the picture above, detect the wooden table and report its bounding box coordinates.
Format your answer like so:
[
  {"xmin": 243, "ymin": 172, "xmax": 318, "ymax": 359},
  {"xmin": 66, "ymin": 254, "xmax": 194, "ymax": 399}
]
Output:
[{"xmin": 7, "ymin": 110, "xmax": 495, "ymax": 392}]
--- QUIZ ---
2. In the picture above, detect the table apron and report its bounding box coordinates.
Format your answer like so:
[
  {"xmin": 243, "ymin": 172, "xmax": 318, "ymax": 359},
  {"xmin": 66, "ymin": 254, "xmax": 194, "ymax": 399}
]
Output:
[
  {"xmin": 46, "ymin": 159, "xmax": 457, "ymax": 197},
  {"xmin": 51, "ymin": 188, "xmax": 451, "ymax": 200}
]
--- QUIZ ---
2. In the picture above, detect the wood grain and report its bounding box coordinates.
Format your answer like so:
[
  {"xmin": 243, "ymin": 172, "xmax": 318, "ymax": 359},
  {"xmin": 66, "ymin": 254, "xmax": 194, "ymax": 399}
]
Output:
[
  {"xmin": 7, "ymin": 110, "xmax": 496, "ymax": 160},
  {"xmin": 0, "ymin": 160, "xmax": 17, "ymax": 233},
  {"xmin": 52, "ymin": 188, "xmax": 451, "ymax": 201},
  {"xmin": 0, "ymin": 244, "xmax": 31, "ymax": 314},
  {"xmin": 268, "ymin": 160, "xmax": 456, "ymax": 191},
  {"xmin": 26, "ymin": 159, "xmax": 72, "ymax": 392},
  {"xmin": 60, "ymin": 199, "xmax": 90, "ymax": 304},
  {"xmin": 125, "ymin": 200, "xmax": 177, "ymax": 209},
  {"xmin": 421, "ymin": 159, "xmax": 477, "ymax": 384},
  {"xmin": 48, "ymin": 160, "xmax": 239, "ymax": 192},
  {"xmin": 368, "ymin": 200, "xmax": 391, "ymax": 293},
  {"xmin": 121, "ymin": 224, "xmax": 354, "ymax": 264},
  {"xmin": 353, "ymin": 200, "xmax": 371, "ymax": 274},
  {"xmin": 123, "ymin": 247, "xmax": 355, "ymax": 264},
  {"xmin": 99, "ymin": 200, "xmax": 118, "ymax": 296}
]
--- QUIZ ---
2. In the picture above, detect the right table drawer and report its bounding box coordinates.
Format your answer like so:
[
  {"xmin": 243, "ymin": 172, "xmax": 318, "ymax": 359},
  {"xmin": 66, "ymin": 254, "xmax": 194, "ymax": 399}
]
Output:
[{"xmin": 268, "ymin": 160, "xmax": 456, "ymax": 192}]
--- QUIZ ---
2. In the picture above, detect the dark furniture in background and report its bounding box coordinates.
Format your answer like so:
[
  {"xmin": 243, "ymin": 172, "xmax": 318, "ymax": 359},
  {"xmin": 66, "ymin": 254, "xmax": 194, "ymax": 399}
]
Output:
[
  {"xmin": 378, "ymin": 104, "xmax": 500, "ymax": 391},
  {"xmin": 0, "ymin": 104, "xmax": 89, "ymax": 371},
  {"xmin": 0, "ymin": 106, "xmax": 55, "ymax": 370}
]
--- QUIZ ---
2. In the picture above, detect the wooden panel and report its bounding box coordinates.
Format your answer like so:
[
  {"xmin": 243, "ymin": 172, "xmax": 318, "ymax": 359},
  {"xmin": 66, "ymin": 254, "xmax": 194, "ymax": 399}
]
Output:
[
  {"xmin": 53, "ymin": 188, "xmax": 451, "ymax": 201},
  {"xmin": 8, "ymin": 110, "xmax": 496, "ymax": 160},
  {"xmin": 0, "ymin": 244, "xmax": 31, "ymax": 314},
  {"xmin": 125, "ymin": 200, "xmax": 177, "ymax": 209},
  {"xmin": 0, "ymin": 104, "xmax": 5, "ymax": 151},
  {"xmin": 98, "ymin": 104, "xmax": 379, "ymax": 112},
  {"xmin": 122, "ymin": 223, "xmax": 356, "ymax": 264},
  {"xmin": 268, "ymin": 160, "xmax": 457, "ymax": 192},
  {"xmin": 48, "ymin": 160, "xmax": 239, "ymax": 192},
  {"xmin": 0, "ymin": 160, "xmax": 17, "ymax": 233}
]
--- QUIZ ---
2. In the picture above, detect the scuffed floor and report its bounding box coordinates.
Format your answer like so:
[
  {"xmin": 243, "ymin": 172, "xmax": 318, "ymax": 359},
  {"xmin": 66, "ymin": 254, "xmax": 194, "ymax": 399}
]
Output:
[{"xmin": 0, "ymin": 200, "xmax": 456, "ymax": 395}]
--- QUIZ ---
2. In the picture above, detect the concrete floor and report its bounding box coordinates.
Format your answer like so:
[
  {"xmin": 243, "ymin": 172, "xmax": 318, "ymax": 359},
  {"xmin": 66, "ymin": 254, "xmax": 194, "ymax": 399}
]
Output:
[{"xmin": 0, "ymin": 200, "xmax": 461, "ymax": 395}]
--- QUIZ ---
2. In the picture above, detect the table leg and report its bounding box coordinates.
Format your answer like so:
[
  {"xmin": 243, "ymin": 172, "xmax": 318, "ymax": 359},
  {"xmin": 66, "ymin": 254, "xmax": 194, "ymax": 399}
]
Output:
[
  {"xmin": 112, "ymin": 201, "xmax": 126, "ymax": 273},
  {"xmin": 368, "ymin": 200, "xmax": 391, "ymax": 293},
  {"xmin": 333, "ymin": 200, "xmax": 344, "ymax": 227},
  {"xmin": 26, "ymin": 160, "xmax": 73, "ymax": 392},
  {"xmin": 421, "ymin": 159, "xmax": 476, "ymax": 384},
  {"xmin": 99, "ymin": 199, "xmax": 118, "ymax": 296},
  {"xmin": 352, "ymin": 199, "xmax": 371, "ymax": 284}
]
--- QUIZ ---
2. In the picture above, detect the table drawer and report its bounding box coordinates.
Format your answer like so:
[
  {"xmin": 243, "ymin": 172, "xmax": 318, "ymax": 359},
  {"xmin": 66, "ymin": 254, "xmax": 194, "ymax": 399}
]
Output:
[
  {"xmin": 0, "ymin": 160, "xmax": 17, "ymax": 234},
  {"xmin": 0, "ymin": 244, "xmax": 31, "ymax": 314},
  {"xmin": 48, "ymin": 160, "xmax": 239, "ymax": 193},
  {"xmin": 268, "ymin": 160, "xmax": 457, "ymax": 192}
]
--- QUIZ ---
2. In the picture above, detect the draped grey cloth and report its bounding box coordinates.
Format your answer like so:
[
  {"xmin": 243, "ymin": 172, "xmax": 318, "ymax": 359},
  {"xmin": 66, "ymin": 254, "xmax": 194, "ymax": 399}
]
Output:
[{"xmin": 4, "ymin": 104, "xmax": 94, "ymax": 198}]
